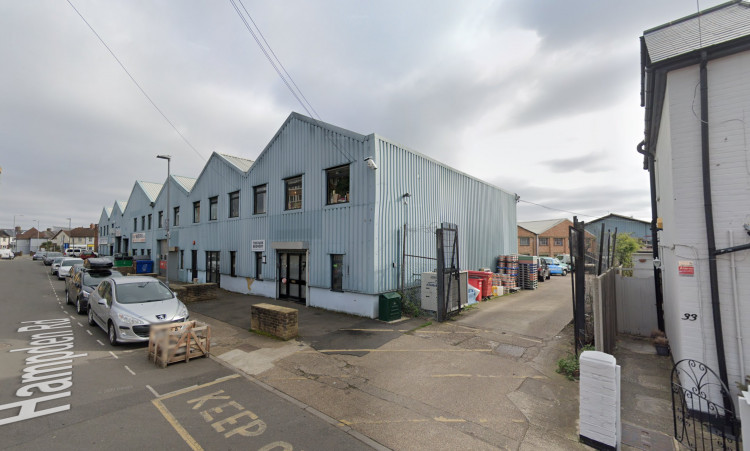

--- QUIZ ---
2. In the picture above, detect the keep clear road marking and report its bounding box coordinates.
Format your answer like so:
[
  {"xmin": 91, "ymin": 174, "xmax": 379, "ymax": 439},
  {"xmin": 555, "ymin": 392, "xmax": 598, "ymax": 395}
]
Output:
[
  {"xmin": 86, "ymin": 330, "xmax": 92, "ymax": 335},
  {"xmin": 151, "ymin": 374, "xmax": 241, "ymax": 451}
]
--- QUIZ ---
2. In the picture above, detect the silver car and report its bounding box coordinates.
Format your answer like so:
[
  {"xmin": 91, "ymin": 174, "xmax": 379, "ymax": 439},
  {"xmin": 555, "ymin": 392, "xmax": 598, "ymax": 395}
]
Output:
[
  {"xmin": 57, "ymin": 258, "xmax": 84, "ymax": 280},
  {"xmin": 87, "ymin": 276, "xmax": 189, "ymax": 346},
  {"xmin": 51, "ymin": 257, "xmax": 65, "ymax": 275}
]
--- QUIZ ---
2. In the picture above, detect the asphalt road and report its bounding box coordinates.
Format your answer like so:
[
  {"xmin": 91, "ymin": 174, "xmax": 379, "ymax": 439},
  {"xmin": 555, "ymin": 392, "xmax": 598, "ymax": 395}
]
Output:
[{"xmin": 0, "ymin": 257, "xmax": 373, "ymax": 451}]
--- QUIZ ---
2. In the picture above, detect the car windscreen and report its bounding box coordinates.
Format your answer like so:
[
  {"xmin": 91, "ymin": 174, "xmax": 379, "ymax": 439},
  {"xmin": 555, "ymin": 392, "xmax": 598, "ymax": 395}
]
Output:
[
  {"xmin": 61, "ymin": 259, "xmax": 83, "ymax": 266},
  {"xmin": 53, "ymin": 258, "xmax": 64, "ymax": 264},
  {"xmin": 114, "ymin": 281, "xmax": 173, "ymax": 304},
  {"xmin": 82, "ymin": 272, "xmax": 111, "ymax": 287}
]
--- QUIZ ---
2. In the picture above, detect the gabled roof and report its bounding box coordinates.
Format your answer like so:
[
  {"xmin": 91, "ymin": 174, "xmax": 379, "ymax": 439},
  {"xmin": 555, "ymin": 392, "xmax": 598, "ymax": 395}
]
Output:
[
  {"xmin": 16, "ymin": 228, "xmax": 39, "ymax": 240},
  {"xmin": 517, "ymin": 218, "xmax": 569, "ymax": 235},
  {"xmin": 173, "ymin": 175, "xmax": 197, "ymax": 193},
  {"xmin": 643, "ymin": 1, "xmax": 750, "ymax": 63},
  {"xmin": 69, "ymin": 226, "xmax": 96, "ymax": 238},
  {"xmin": 137, "ymin": 181, "xmax": 163, "ymax": 203},
  {"xmin": 587, "ymin": 213, "xmax": 650, "ymax": 226},
  {"xmin": 218, "ymin": 154, "xmax": 254, "ymax": 172},
  {"xmin": 116, "ymin": 201, "xmax": 127, "ymax": 213}
]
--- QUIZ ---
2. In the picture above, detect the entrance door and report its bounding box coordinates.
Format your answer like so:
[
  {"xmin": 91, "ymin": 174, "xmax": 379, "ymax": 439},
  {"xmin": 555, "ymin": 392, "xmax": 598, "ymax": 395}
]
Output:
[
  {"xmin": 206, "ymin": 251, "xmax": 220, "ymax": 285},
  {"xmin": 191, "ymin": 250, "xmax": 198, "ymax": 281},
  {"xmin": 278, "ymin": 251, "xmax": 306, "ymax": 303}
]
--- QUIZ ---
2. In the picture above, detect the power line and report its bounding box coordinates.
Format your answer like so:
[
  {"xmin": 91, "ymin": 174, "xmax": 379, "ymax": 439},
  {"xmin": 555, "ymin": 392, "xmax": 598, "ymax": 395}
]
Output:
[
  {"xmin": 66, "ymin": 0, "xmax": 205, "ymax": 163},
  {"xmin": 517, "ymin": 199, "xmax": 600, "ymax": 218}
]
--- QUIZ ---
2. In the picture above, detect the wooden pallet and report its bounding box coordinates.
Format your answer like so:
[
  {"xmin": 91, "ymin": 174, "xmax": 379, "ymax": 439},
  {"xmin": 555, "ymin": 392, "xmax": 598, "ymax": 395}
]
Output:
[{"xmin": 148, "ymin": 320, "xmax": 211, "ymax": 368}]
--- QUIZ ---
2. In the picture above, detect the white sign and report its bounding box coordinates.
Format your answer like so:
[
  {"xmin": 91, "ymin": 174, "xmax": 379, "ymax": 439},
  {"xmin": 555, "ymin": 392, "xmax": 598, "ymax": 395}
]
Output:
[
  {"xmin": 132, "ymin": 233, "xmax": 146, "ymax": 243},
  {"xmin": 115, "ymin": 228, "xmax": 121, "ymax": 237},
  {"xmin": 252, "ymin": 240, "xmax": 265, "ymax": 252}
]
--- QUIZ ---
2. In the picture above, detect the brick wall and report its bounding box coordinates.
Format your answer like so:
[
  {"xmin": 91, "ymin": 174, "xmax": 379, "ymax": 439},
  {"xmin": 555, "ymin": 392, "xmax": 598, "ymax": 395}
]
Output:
[
  {"xmin": 517, "ymin": 220, "xmax": 573, "ymax": 257},
  {"xmin": 251, "ymin": 303, "xmax": 298, "ymax": 340},
  {"xmin": 172, "ymin": 283, "xmax": 218, "ymax": 303}
]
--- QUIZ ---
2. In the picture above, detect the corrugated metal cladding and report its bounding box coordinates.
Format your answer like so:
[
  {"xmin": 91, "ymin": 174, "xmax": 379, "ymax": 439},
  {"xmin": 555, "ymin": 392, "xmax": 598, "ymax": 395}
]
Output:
[
  {"xmin": 96, "ymin": 112, "xmax": 518, "ymax": 315},
  {"xmin": 122, "ymin": 182, "xmax": 158, "ymax": 255},
  {"xmin": 584, "ymin": 217, "xmax": 651, "ymax": 243},
  {"xmin": 374, "ymin": 137, "xmax": 517, "ymax": 293}
]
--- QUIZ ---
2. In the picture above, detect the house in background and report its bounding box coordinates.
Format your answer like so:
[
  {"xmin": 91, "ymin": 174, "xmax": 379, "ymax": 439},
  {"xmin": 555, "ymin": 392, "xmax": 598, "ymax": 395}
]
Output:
[
  {"xmin": 584, "ymin": 213, "xmax": 652, "ymax": 246},
  {"xmin": 0, "ymin": 230, "xmax": 11, "ymax": 249},
  {"xmin": 640, "ymin": 0, "xmax": 750, "ymax": 397},
  {"xmin": 517, "ymin": 218, "xmax": 573, "ymax": 257}
]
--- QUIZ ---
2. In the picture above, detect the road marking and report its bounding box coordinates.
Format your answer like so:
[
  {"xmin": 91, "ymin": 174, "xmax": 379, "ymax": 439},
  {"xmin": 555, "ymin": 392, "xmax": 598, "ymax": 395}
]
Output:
[
  {"xmin": 77, "ymin": 322, "xmax": 83, "ymax": 327},
  {"xmin": 124, "ymin": 366, "xmax": 135, "ymax": 376},
  {"xmin": 96, "ymin": 340, "xmax": 105, "ymax": 346},
  {"xmin": 310, "ymin": 349, "xmax": 494, "ymax": 354},
  {"xmin": 146, "ymin": 385, "xmax": 160, "ymax": 397},
  {"xmin": 69, "ymin": 315, "xmax": 75, "ymax": 320},
  {"xmin": 109, "ymin": 351, "xmax": 118, "ymax": 359},
  {"xmin": 340, "ymin": 416, "xmax": 466, "ymax": 425},
  {"xmin": 339, "ymin": 328, "xmax": 407, "ymax": 333},
  {"xmin": 86, "ymin": 330, "xmax": 92, "ymax": 335},
  {"xmin": 151, "ymin": 375, "xmax": 240, "ymax": 451}
]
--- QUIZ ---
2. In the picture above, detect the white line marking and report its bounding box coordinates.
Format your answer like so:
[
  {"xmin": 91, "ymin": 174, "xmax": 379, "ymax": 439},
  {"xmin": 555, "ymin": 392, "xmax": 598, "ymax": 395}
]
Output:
[
  {"xmin": 69, "ymin": 315, "xmax": 75, "ymax": 320},
  {"xmin": 86, "ymin": 330, "xmax": 93, "ymax": 335},
  {"xmin": 109, "ymin": 351, "xmax": 119, "ymax": 359},
  {"xmin": 96, "ymin": 340, "xmax": 105, "ymax": 346},
  {"xmin": 124, "ymin": 366, "xmax": 136, "ymax": 376},
  {"xmin": 77, "ymin": 322, "xmax": 83, "ymax": 327},
  {"xmin": 146, "ymin": 385, "xmax": 160, "ymax": 397}
]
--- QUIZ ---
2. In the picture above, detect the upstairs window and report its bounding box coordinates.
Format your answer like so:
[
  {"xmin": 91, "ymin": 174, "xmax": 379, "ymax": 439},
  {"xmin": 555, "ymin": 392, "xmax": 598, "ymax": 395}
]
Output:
[
  {"xmin": 173, "ymin": 206, "xmax": 180, "ymax": 226},
  {"xmin": 148, "ymin": 214, "xmax": 152, "ymax": 229},
  {"xmin": 285, "ymin": 176, "xmax": 302, "ymax": 210},
  {"xmin": 229, "ymin": 191, "xmax": 240, "ymax": 218},
  {"xmin": 554, "ymin": 238, "xmax": 564, "ymax": 246},
  {"xmin": 519, "ymin": 237, "xmax": 530, "ymax": 246},
  {"xmin": 133, "ymin": 218, "xmax": 137, "ymax": 230},
  {"xmin": 158, "ymin": 211, "xmax": 163, "ymax": 228},
  {"xmin": 326, "ymin": 165, "xmax": 350, "ymax": 205},
  {"xmin": 539, "ymin": 237, "xmax": 549, "ymax": 246},
  {"xmin": 209, "ymin": 196, "xmax": 218, "ymax": 220},
  {"xmin": 193, "ymin": 201, "xmax": 200, "ymax": 223},
  {"xmin": 253, "ymin": 185, "xmax": 267, "ymax": 215}
]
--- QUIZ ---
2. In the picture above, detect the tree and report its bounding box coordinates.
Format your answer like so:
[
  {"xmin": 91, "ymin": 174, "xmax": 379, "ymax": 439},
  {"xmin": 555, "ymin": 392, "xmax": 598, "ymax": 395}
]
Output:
[{"xmin": 615, "ymin": 233, "xmax": 641, "ymax": 276}]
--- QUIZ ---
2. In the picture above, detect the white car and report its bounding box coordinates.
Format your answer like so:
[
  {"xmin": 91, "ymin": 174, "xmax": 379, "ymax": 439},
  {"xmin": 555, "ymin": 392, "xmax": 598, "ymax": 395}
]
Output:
[
  {"xmin": 88, "ymin": 276, "xmax": 189, "ymax": 345},
  {"xmin": 51, "ymin": 257, "xmax": 65, "ymax": 275},
  {"xmin": 57, "ymin": 258, "xmax": 84, "ymax": 280},
  {"xmin": 0, "ymin": 249, "xmax": 14, "ymax": 259}
]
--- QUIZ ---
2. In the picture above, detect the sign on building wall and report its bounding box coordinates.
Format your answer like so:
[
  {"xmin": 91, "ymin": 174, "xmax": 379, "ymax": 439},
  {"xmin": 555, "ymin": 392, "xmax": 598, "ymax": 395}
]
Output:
[
  {"xmin": 252, "ymin": 240, "xmax": 265, "ymax": 252},
  {"xmin": 132, "ymin": 233, "xmax": 146, "ymax": 243},
  {"xmin": 678, "ymin": 261, "xmax": 694, "ymax": 276},
  {"xmin": 115, "ymin": 228, "xmax": 121, "ymax": 237}
]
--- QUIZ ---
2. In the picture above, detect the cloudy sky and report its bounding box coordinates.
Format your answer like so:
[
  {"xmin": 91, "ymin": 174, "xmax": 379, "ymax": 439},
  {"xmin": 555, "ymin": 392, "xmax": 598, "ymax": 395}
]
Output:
[{"xmin": 0, "ymin": 0, "xmax": 725, "ymax": 231}]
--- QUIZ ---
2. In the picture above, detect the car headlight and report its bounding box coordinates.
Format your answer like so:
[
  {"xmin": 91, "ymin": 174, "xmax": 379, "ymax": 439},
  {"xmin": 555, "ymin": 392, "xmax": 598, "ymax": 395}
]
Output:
[
  {"xmin": 176, "ymin": 303, "xmax": 188, "ymax": 320},
  {"xmin": 82, "ymin": 291, "xmax": 90, "ymax": 299},
  {"xmin": 117, "ymin": 312, "xmax": 145, "ymax": 325}
]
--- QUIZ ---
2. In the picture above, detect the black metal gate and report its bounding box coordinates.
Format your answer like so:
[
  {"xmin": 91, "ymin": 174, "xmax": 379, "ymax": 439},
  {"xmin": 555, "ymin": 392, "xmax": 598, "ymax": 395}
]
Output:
[
  {"xmin": 671, "ymin": 359, "xmax": 742, "ymax": 450},
  {"xmin": 436, "ymin": 223, "xmax": 461, "ymax": 322}
]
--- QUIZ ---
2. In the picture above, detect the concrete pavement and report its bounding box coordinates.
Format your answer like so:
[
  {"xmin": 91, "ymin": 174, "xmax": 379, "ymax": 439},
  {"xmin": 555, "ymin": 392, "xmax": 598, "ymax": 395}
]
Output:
[{"xmin": 183, "ymin": 275, "xmax": 676, "ymax": 450}]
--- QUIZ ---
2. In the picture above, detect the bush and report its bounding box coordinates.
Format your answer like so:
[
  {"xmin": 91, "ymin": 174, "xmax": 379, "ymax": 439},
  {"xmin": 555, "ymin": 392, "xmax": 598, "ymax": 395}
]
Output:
[{"xmin": 556, "ymin": 345, "xmax": 595, "ymax": 381}]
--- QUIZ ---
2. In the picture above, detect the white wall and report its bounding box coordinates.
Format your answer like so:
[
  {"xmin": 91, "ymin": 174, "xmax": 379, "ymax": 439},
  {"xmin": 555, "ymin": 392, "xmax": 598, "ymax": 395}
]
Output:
[{"xmin": 309, "ymin": 287, "xmax": 378, "ymax": 318}]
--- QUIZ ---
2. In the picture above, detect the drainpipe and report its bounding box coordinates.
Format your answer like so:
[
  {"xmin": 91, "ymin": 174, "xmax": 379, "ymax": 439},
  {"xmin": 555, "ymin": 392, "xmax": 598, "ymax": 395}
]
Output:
[
  {"xmin": 699, "ymin": 52, "xmax": 730, "ymax": 392},
  {"xmin": 637, "ymin": 140, "xmax": 665, "ymax": 331}
]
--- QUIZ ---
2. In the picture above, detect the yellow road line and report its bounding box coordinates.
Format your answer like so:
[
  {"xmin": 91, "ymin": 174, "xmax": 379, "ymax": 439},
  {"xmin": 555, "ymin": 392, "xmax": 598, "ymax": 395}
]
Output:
[
  {"xmin": 152, "ymin": 399, "xmax": 204, "ymax": 451},
  {"xmin": 151, "ymin": 374, "xmax": 241, "ymax": 451}
]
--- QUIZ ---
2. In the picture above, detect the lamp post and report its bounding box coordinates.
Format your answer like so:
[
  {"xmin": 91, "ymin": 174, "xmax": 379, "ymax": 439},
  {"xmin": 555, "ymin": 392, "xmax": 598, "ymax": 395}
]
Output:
[
  {"xmin": 66, "ymin": 217, "xmax": 71, "ymax": 252},
  {"xmin": 35, "ymin": 219, "xmax": 40, "ymax": 252},
  {"xmin": 13, "ymin": 214, "xmax": 23, "ymax": 253},
  {"xmin": 157, "ymin": 155, "xmax": 171, "ymax": 287}
]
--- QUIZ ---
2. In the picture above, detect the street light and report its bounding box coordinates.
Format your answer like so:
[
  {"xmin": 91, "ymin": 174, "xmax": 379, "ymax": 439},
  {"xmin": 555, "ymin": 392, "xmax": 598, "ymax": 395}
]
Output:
[
  {"xmin": 157, "ymin": 155, "xmax": 171, "ymax": 287},
  {"xmin": 34, "ymin": 219, "xmax": 40, "ymax": 252},
  {"xmin": 66, "ymin": 217, "xmax": 71, "ymax": 252},
  {"xmin": 13, "ymin": 214, "xmax": 23, "ymax": 253}
]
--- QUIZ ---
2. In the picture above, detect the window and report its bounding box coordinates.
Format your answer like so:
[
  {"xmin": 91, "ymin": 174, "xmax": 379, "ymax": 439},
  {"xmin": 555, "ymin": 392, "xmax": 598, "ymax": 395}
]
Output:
[
  {"xmin": 331, "ymin": 254, "xmax": 344, "ymax": 292},
  {"xmin": 520, "ymin": 237, "xmax": 530, "ymax": 246},
  {"xmin": 174, "ymin": 206, "xmax": 180, "ymax": 226},
  {"xmin": 539, "ymin": 237, "xmax": 549, "ymax": 246},
  {"xmin": 209, "ymin": 196, "xmax": 218, "ymax": 220},
  {"xmin": 148, "ymin": 214, "xmax": 152, "ymax": 229},
  {"xmin": 193, "ymin": 201, "xmax": 200, "ymax": 223},
  {"xmin": 229, "ymin": 191, "xmax": 240, "ymax": 218},
  {"xmin": 253, "ymin": 185, "xmax": 267, "ymax": 215},
  {"xmin": 141, "ymin": 216, "xmax": 145, "ymax": 230},
  {"xmin": 133, "ymin": 218, "xmax": 137, "ymax": 230},
  {"xmin": 255, "ymin": 252, "xmax": 263, "ymax": 280},
  {"xmin": 230, "ymin": 251, "xmax": 237, "ymax": 277},
  {"xmin": 158, "ymin": 211, "xmax": 164, "ymax": 228},
  {"xmin": 326, "ymin": 165, "xmax": 350, "ymax": 205},
  {"xmin": 180, "ymin": 250, "xmax": 184, "ymax": 269},
  {"xmin": 554, "ymin": 238, "xmax": 564, "ymax": 246},
  {"xmin": 285, "ymin": 176, "xmax": 302, "ymax": 210}
]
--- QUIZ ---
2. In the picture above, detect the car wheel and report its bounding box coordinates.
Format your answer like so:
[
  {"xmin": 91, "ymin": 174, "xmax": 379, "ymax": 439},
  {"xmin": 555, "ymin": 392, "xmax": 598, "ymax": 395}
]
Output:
[
  {"xmin": 87, "ymin": 307, "xmax": 96, "ymax": 326},
  {"xmin": 546, "ymin": 273, "xmax": 551, "ymax": 280},
  {"xmin": 108, "ymin": 322, "xmax": 118, "ymax": 346},
  {"xmin": 76, "ymin": 298, "xmax": 84, "ymax": 315},
  {"xmin": 563, "ymin": 269, "xmax": 568, "ymax": 276},
  {"xmin": 65, "ymin": 290, "xmax": 71, "ymax": 305}
]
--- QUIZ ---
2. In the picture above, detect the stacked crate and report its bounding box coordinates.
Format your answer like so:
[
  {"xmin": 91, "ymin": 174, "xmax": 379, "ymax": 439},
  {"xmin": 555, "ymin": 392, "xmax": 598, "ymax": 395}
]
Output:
[
  {"xmin": 495, "ymin": 255, "xmax": 519, "ymax": 293},
  {"xmin": 518, "ymin": 255, "xmax": 538, "ymax": 290}
]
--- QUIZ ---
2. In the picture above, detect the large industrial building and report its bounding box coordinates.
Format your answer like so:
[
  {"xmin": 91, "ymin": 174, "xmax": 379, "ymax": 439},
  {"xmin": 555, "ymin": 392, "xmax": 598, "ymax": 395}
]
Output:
[{"xmin": 98, "ymin": 113, "xmax": 518, "ymax": 318}]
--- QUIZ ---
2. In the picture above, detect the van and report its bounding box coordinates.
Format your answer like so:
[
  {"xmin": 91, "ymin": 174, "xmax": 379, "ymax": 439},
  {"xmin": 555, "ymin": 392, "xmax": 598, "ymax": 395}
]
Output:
[{"xmin": 0, "ymin": 249, "xmax": 15, "ymax": 259}]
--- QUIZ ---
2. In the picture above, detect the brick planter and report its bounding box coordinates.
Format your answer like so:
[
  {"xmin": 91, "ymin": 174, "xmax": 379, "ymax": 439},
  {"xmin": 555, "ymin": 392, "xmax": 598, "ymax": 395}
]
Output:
[{"xmin": 250, "ymin": 303, "xmax": 298, "ymax": 340}]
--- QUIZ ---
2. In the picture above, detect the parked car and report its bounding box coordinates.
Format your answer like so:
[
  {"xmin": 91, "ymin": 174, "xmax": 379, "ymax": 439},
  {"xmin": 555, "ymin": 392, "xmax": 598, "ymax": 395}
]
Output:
[
  {"xmin": 537, "ymin": 257, "xmax": 550, "ymax": 282},
  {"xmin": 0, "ymin": 249, "xmax": 15, "ymax": 260},
  {"xmin": 44, "ymin": 252, "xmax": 63, "ymax": 265},
  {"xmin": 32, "ymin": 251, "xmax": 47, "ymax": 261},
  {"xmin": 541, "ymin": 257, "xmax": 567, "ymax": 276},
  {"xmin": 79, "ymin": 250, "xmax": 98, "ymax": 260},
  {"xmin": 555, "ymin": 254, "xmax": 572, "ymax": 272},
  {"xmin": 51, "ymin": 257, "xmax": 65, "ymax": 275},
  {"xmin": 68, "ymin": 264, "xmax": 123, "ymax": 314},
  {"xmin": 88, "ymin": 276, "xmax": 189, "ymax": 345},
  {"xmin": 65, "ymin": 264, "xmax": 87, "ymax": 298},
  {"xmin": 57, "ymin": 258, "xmax": 84, "ymax": 280}
]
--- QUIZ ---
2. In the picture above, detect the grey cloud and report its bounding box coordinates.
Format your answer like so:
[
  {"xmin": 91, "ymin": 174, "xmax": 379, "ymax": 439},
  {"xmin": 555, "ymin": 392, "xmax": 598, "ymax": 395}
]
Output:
[{"xmin": 541, "ymin": 152, "xmax": 611, "ymax": 173}]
